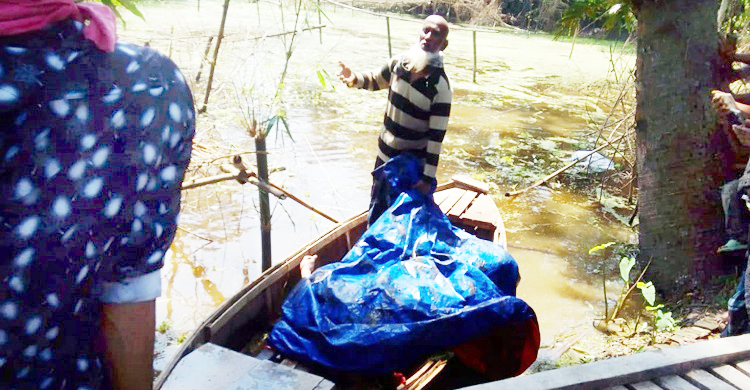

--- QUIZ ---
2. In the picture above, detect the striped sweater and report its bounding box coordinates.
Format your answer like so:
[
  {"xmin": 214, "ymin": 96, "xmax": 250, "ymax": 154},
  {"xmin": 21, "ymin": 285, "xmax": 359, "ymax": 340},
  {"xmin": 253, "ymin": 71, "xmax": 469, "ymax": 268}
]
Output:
[{"xmin": 352, "ymin": 55, "xmax": 452, "ymax": 181}]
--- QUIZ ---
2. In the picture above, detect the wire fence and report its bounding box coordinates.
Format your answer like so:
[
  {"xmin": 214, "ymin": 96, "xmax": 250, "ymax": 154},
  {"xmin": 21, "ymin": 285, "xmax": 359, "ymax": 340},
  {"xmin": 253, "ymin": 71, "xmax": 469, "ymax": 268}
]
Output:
[
  {"xmin": 319, "ymin": 0, "xmax": 517, "ymax": 82},
  {"xmin": 114, "ymin": 0, "xmax": 554, "ymax": 171}
]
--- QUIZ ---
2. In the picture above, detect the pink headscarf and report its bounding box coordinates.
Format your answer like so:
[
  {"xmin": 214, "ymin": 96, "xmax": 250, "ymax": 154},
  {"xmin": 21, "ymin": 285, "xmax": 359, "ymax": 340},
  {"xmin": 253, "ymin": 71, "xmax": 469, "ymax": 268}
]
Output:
[{"xmin": 0, "ymin": 0, "xmax": 117, "ymax": 52}]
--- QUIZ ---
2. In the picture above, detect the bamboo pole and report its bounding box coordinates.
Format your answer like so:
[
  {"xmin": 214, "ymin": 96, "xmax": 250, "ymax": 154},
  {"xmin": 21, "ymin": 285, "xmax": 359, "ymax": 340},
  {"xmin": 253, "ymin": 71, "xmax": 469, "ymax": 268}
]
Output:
[
  {"xmin": 386, "ymin": 17, "xmax": 392, "ymax": 58},
  {"xmin": 318, "ymin": 0, "xmax": 322, "ymax": 44},
  {"xmin": 195, "ymin": 36, "xmax": 214, "ymax": 83},
  {"xmin": 472, "ymin": 30, "xmax": 477, "ymax": 83},
  {"xmin": 256, "ymin": 137, "xmax": 273, "ymax": 271},
  {"xmin": 266, "ymin": 182, "xmax": 338, "ymax": 223},
  {"xmin": 199, "ymin": 0, "xmax": 231, "ymax": 114},
  {"xmin": 168, "ymin": 26, "xmax": 174, "ymax": 58},
  {"xmin": 181, "ymin": 172, "xmax": 239, "ymax": 190},
  {"xmin": 569, "ymin": 24, "xmax": 579, "ymax": 59},
  {"xmin": 181, "ymin": 166, "xmax": 339, "ymax": 223},
  {"xmin": 255, "ymin": 25, "xmax": 325, "ymax": 40}
]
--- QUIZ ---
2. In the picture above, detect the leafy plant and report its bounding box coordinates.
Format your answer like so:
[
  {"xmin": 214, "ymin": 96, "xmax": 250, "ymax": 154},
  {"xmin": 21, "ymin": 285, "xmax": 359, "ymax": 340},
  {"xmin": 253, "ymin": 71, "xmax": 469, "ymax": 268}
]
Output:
[
  {"xmin": 316, "ymin": 68, "xmax": 336, "ymax": 92},
  {"xmin": 721, "ymin": 0, "xmax": 750, "ymax": 34},
  {"xmin": 590, "ymin": 242, "xmax": 677, "ymax": 337},
  {"xmin": 617, "ymin": 256, "xmax": 677, "ymax": 334},
  {"xmin": 157, "ymin": 320, "xmax": 170, "ymax": 334},
  {"xmin": 91, "ymin": 0, "xmax": 145, "ymax": 25},
  {"xmin": 618, "ymin": 255, "xmax": 635, "ymax": 283},
  {"xmin": 558, "ymin": 1, "xmax": 635, "ymax": 36},
  {"xmin": 637, "ymin": 280, "xmax": 677, "ymax": 332}
]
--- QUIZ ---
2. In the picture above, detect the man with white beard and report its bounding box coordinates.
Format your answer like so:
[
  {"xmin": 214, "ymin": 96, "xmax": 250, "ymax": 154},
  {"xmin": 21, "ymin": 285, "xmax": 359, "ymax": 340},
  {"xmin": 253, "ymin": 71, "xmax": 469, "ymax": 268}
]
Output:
[{"xmin": 338, "ymin": 15, "xmax": 452, "ymax": 225}]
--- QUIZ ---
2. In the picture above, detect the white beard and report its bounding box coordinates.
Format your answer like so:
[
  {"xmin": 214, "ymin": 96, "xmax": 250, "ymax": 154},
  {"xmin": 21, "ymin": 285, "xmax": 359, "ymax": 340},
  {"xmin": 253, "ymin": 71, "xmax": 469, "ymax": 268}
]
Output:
[{"xmin": 402, "ymin": 45, "xmax": 442, "ymax": 73}]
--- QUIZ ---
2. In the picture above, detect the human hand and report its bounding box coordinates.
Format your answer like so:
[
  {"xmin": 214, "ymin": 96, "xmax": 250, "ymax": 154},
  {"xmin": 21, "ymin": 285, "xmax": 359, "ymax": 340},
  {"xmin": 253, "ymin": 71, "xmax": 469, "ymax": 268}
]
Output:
[
  {"xmin": 731, "ymin": 120, "xmax": 750, "ymax": 144},
  {"xmin": 338, "ymin": 61, "xmax": 356, "ymax": 87},
  {"xmin": 712, "ymin": 90, "xmax": 740, "ymax": 125},
  {"xmin": 300, "ymin": 254, "xmax": 318, "ymax": 279},
  {"xmin": 413, "ymin": 179, "xmax": 432, "ymax": 195},
  {"xmin": 712, "ymin": 90, "xmax": 735, "ymax": 111}
]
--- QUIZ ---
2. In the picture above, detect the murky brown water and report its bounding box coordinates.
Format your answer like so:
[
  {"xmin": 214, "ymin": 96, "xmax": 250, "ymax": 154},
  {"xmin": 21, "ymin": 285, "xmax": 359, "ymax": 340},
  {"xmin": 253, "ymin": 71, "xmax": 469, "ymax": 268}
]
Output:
[{"xmin": 118, "ymin": 0, "xmax": 637, "ymax": 362}]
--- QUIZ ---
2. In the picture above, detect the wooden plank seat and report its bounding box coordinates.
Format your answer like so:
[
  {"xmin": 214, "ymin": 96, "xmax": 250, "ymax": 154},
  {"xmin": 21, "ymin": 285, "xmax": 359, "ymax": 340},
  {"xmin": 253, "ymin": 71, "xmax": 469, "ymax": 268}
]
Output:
[
  {"xmin": 435, "ymin": 177, "xmax": 505, "ymax": 247},
  {"xmin": 458, "ymin": 334, "xmax": 750, "ymax": 390},
  {"xmin": 161, "ymin": 343, "xmax": 334, "ymax": 390}
]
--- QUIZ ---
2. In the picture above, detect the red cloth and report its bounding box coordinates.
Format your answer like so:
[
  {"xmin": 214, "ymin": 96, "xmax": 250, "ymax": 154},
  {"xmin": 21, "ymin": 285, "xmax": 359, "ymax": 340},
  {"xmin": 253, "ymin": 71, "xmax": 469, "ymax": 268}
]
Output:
[{"xmin": 0, "ymin": 0, "xmax": 117, "ymax": 52}]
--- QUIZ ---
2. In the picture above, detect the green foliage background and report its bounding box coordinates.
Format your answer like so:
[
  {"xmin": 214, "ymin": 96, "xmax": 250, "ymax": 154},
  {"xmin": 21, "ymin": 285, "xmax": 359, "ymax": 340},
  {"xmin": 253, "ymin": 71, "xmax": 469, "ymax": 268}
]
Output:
[{"xmin": 557, "ymin": 1, "xmax": 635, "ymax": 37}]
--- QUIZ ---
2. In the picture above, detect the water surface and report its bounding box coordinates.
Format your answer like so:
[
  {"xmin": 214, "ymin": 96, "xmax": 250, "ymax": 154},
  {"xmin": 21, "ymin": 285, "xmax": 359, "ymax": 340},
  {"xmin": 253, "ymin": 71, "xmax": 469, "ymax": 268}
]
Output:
[{"xmin": 119, "ymin": 0, "xmax": 637, "ymax": 359}]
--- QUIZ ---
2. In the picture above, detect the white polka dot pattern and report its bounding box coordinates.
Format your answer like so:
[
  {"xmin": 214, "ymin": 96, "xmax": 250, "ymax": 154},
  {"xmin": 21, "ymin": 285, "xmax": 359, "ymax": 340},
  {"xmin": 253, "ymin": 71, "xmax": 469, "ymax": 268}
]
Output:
[{"xmin": 0, "ymin": 20, "xmax": 194, "ymax": 388}]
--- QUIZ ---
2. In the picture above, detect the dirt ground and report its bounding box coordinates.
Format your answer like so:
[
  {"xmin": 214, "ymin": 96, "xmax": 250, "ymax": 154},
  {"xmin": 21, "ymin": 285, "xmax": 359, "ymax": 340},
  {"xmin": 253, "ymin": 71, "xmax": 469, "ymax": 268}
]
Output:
[{"xmin": 530, "ymin": 277, "xmax": 734, "ymax": 373}]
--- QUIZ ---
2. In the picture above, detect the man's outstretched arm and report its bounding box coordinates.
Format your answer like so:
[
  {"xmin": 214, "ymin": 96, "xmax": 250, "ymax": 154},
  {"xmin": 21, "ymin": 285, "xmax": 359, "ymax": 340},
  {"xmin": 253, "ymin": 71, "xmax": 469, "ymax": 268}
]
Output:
[{"xmin": 338, "ymin": 60, "xmax": 394, "ymax": 91}]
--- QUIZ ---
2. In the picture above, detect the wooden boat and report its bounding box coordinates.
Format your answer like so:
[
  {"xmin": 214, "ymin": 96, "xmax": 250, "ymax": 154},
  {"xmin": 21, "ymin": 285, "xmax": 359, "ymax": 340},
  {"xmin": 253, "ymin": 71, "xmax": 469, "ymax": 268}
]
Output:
[{"xmin": 155, "ymin": 177, "xmax": 508, "ymax": 390}]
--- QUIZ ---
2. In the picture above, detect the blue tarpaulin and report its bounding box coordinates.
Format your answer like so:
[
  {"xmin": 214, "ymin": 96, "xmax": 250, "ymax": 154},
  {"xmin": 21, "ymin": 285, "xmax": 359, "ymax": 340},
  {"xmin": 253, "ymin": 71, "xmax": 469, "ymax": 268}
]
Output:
[{"xmin": 269, "ymin": 155, "xmax": 538, "ymax": 375}]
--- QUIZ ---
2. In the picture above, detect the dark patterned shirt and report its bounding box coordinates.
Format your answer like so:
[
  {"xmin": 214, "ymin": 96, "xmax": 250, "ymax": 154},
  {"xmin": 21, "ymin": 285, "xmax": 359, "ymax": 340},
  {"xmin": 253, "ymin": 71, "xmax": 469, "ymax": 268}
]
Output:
[{"xmin": 0, "ymin": 20, "xmax": 194, "ymax": 389}]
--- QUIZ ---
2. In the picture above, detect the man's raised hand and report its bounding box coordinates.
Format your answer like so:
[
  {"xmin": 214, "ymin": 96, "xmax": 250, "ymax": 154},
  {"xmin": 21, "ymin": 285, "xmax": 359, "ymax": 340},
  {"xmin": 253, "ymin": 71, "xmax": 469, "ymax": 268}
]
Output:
[{"xmin": 338, "ymin": 62, "xmax": 356, "ymax": 87}]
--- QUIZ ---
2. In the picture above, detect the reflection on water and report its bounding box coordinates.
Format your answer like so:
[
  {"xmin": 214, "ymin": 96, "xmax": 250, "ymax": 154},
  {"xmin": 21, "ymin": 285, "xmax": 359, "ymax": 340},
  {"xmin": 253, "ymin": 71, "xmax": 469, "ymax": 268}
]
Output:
[
  {"xmin": 159, "ymin": 107, "xmax": 375, "ymax": 333},
  {"xmin": 126, "ymin": 1, "xmax": 637, "ymax": 347},
  {"xmin": 513, "ymin": 248, "xmax": 603, "ymax": 340}
]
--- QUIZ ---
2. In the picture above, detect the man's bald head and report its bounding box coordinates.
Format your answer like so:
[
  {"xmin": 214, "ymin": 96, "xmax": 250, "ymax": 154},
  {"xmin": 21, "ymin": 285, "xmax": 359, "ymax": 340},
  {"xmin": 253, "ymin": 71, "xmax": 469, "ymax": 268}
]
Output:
[
  {"xmin": 419, "ymin": 15, "xmax": 449, "ymax": 53},
  {"xmin": 425, "ymin": 15, "xmax": 449, "ymax": 35}
]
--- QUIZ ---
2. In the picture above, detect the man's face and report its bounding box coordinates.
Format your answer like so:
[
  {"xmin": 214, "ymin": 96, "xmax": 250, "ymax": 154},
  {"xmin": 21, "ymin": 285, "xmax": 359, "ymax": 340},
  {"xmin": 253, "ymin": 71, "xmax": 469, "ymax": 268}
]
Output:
[{"xmin": 419, "ymin": 18, "xmax": 448, "ymax": 54}]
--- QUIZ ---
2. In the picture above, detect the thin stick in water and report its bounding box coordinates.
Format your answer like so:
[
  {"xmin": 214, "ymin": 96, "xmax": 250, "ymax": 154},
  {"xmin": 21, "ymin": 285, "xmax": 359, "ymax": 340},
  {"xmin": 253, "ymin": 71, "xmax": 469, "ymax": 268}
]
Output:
[
  {"xmin": 473, "ymin": 30, "xmax": 477, "ymax": 83},
  {"xmin": 195, "ymin": 36, "xmax": 214, "ymax": 83},
  {"xmin": 387, "ymin": 17, "xmax": 392, "ymax": 58},
  {"xmin": 200, "ymin": 0, "xmax": 231, "ymax": 114}
]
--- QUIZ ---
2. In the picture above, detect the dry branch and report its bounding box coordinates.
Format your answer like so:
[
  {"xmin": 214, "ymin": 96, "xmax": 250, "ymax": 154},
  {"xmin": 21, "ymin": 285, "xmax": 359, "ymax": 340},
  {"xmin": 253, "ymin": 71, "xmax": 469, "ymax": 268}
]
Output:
[{"xmin": 505, "ymin": 130, "xmax": 634, "ymax": 199}]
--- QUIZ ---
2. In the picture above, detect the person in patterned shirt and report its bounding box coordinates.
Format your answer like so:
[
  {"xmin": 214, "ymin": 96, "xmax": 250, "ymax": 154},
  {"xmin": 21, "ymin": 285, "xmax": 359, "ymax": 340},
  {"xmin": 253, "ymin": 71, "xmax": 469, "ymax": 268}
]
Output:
[
  {"xmin": 338, "ymin": 15, "xmax": 452, "ymax": 225},
  {"xmin": 0, "ymin": 1, "xmax": 195, "ymax": 389}
]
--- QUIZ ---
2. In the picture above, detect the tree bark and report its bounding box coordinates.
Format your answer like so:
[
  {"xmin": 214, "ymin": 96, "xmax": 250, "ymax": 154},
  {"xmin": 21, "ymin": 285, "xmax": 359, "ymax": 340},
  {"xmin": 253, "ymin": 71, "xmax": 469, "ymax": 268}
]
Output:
[{"xmin": 635, "ymin": 0, "xmax": 726, "ymax": 293}]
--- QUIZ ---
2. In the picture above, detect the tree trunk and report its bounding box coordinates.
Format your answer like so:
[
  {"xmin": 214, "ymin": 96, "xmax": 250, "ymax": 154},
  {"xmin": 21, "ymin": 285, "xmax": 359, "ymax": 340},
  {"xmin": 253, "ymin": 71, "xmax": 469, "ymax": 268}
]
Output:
[{"xmin": 635, "ymin": 0, "xmax": 726, "ymax": 293}]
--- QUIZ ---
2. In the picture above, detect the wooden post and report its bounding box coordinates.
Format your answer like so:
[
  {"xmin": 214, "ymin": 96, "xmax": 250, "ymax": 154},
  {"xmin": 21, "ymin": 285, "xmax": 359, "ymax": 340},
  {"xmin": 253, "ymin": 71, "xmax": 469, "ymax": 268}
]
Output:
[
  {"xmin": 167, "ymin": 25, "xmax": 174, "ymax": 58},
  {"xmin": 318, "ymin": 0, "xmax": 322, "ymax": 44},
  {"xmin": 257, "ymin": 0, "xmax": 261, "ymax": 25},
  {"xmin": 472, "ymin": 30, "xmax": 477, "ymax": 83},
  {"xmin": 195, "ymin": 36, "xmax": 214, "ymax": 83},
  {"xmin": 569, "ymin": 24, "xmax": 579, "ymax": 59},
  {"xmin": 255, "ymin": 136, "xmax": 272, "ymax": 271},
  {"xmin": 199, "ymin": 0, "xmax": 231, "ymax": 114},
  {"xmin": 386, "ymin": 17, "xmax": 392, "ymax": 58}
]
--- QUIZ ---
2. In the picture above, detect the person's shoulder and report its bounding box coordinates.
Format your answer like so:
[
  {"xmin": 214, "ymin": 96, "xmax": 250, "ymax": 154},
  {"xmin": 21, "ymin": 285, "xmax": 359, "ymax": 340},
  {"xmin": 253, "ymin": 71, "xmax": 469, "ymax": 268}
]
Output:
[
  {"xmin": 103, "ymin": 42, "xmax": 193, "ymax": 107},
  {"xmin": 108, "ymin": 42, "xmax": 185, "ymax": 80},
  {"xmin": 388, "ymin": 55, "xmax": 403, "ymax": 70},
  {"xmin": 431, "ymin": 66, "xmax": 452, "ymax": 93}
]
